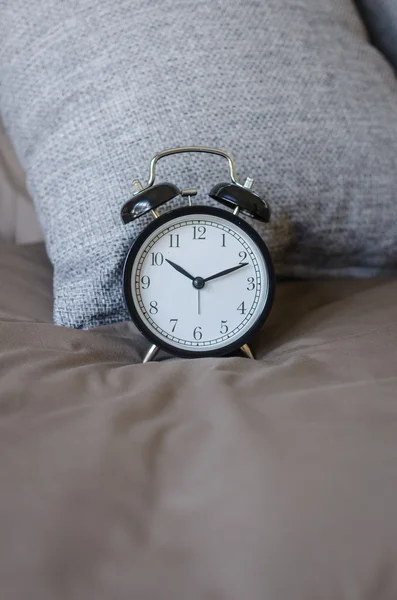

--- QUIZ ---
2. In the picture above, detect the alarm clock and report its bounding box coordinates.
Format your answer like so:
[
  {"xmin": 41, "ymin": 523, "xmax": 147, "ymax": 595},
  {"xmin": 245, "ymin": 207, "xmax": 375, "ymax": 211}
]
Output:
[{"xmin": 121, "ymin": 146, "xmax": 275, "ymax": 363}]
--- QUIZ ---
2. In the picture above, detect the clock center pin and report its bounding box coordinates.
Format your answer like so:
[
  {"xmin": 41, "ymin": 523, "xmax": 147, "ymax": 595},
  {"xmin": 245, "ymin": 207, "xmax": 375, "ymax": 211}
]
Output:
[{"xmin": 193, "ymin": 276, "xmax": 205, "ymax": 290}]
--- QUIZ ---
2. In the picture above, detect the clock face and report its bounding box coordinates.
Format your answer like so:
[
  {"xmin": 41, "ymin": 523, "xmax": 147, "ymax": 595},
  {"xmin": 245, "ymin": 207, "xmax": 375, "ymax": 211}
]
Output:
[{"xmin": 123, "ymin": 206, "xmax": 274, "ymax": 357}]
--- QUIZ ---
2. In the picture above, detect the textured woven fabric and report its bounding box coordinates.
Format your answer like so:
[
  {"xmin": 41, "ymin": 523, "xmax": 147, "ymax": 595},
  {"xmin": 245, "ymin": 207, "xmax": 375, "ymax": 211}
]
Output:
[
  {"xmin": 354, "ymin": 0, "xmax": 397, "ymax": 71},
  {"xmin": 1, "ymin": 0, "xmax": 397, "ymax": 328}
]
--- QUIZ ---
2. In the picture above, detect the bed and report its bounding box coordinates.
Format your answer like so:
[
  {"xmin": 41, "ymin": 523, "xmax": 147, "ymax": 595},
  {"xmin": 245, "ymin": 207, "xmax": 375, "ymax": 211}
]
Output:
[{"xmin": 2, "ymin": 131, "xmax": 397, "ymax": 598}]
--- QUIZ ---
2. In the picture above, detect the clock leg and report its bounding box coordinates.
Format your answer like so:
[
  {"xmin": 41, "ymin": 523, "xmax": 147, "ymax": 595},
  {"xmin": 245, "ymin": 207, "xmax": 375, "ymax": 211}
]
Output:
[
  {"xmin": 240, "ymin": 343, "xmax": 255, "ymax": 360},
  {"xmin": 143, "ymin": 343, "xmax": 160, "ymax": 363}
]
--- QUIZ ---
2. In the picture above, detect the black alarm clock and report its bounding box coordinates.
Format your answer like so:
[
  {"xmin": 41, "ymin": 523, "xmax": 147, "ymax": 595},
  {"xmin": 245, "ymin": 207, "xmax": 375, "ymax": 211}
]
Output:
[{"xmin": 121, "ymin": 146, "xmax": 275, "ymax": 363}]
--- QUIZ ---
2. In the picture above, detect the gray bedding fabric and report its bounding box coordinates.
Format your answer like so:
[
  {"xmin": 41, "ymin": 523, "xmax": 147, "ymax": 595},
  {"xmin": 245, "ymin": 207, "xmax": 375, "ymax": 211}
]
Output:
[
  {"xmin": 1, "ymin": 242, "xmax": 397, "ymax": 599},
  {"xmin": 1, "ymin": 0, "xmax": 397, "ymax": 329}
]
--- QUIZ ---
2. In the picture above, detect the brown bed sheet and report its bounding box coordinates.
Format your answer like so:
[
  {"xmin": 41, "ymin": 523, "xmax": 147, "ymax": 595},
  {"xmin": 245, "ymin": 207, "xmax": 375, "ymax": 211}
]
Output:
[{"xmin": 1, "ymin": 243, "xmax": 397, "ymax": 600}]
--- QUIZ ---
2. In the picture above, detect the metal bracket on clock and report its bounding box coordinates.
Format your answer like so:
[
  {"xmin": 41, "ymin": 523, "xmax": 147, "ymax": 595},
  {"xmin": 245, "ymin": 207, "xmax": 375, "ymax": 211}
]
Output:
[
  {"xmin": 240, "ymin": 344, "xmax": 255, "ymax": 359},
  {"xmin": 143, "ymin": 344, "xmax": 160, "ymax": 364}
]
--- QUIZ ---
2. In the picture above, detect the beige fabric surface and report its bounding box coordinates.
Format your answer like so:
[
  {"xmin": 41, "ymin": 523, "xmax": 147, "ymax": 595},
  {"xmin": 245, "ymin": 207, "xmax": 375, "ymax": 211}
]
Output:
[
  {"xmin": 0, "ymin": 120, "xmax": 43, "ymax": 244},
  {"xmin": 1, "ymin": 243, "xmax": 397, "ymax": 600}
]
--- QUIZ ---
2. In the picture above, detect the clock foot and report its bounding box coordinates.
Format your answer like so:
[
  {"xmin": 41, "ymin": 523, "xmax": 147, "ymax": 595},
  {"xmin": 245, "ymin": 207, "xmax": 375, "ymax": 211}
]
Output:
[
  {"xmin": 143, "ymin": 344, "xmax": 160, "ymax": 363},
  {"xmin": 240, "ymin": 343, "xmax": 255, "ymax": 360}
]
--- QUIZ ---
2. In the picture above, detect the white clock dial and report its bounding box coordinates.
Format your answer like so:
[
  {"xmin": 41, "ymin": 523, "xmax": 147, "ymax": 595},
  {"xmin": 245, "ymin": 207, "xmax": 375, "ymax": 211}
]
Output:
[{"xmin": 125, "ymin": 208, "xmax": 273, "ymax": 355}]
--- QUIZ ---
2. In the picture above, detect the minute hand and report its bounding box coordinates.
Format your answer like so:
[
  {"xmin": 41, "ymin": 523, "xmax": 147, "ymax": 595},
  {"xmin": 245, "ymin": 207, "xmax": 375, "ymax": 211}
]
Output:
[{"xmin": 204, "ymin": 262, "xmax": 249, "ymax": 283}]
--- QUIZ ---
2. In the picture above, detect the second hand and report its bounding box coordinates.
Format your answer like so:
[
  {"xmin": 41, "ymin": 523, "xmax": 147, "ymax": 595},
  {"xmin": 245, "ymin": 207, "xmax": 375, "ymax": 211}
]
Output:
[{"xmin": 197, "ymin": 289, "xmax": 201, "ymax": 315}]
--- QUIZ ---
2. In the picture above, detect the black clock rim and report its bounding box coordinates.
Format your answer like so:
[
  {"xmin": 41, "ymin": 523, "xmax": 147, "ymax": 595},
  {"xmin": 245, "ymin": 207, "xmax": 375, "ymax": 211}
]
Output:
[{"xmin": 123, "ymin": 205, "xmax": 275, "ymax": 359}]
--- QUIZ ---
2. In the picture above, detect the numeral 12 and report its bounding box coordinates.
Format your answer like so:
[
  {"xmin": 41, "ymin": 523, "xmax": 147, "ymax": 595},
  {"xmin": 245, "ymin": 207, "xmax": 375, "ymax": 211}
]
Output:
[{"xmin": 193, "ymin": 226, "xmax": 206, "ymax": 240}]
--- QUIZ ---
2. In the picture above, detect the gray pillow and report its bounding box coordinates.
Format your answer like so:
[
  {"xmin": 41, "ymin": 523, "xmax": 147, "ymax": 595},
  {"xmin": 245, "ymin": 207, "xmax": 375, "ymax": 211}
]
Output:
[
  {"xmin": 1, "ymin": 0, "xmax": 397, "ymax": 328},
  {"xmin": 354, "ymin": 0, "xmax": 397, "ymax": 71}
]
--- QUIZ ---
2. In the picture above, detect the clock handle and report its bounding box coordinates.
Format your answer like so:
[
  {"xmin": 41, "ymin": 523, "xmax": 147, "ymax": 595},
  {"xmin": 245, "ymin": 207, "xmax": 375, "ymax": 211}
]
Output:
[
  {"xmin": 146, "ymin": 146, "xmax": 242, "ymax": 188},
  {"xmin": 121, "ymin": 146, "xmax": 271, "ymax": 225},
  {"xmin": 146, "ymin": 147, "xmax": 271, "ymax": 223}
]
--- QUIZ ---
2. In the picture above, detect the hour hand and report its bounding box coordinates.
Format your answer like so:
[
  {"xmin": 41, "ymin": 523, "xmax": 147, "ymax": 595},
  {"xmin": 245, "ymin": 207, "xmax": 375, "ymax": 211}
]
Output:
[
  {"xmin": 204, "ymin": 262, "xmax": 249, "ymax": 283},
  {"xmin": 165, "ymin": 259, "xmax": 195, "ymax": 281}
]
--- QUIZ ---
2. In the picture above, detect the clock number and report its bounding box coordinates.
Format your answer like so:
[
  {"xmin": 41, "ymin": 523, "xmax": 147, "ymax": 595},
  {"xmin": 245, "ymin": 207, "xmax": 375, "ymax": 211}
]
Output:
[
  {"xmin": 149, "ymin": 301, "xmax": 158, "ymax": 314},
  {"xmin": 220, "ymin": 320, "xmax": 229, "ymax": 335},
  {"xmin": 221, "ymin": 233, "xmax": 226, "ymax": 247},
  {"xmin": 237, "ymin": 301, "xmax": 247, "ymax": 315},
  {"xmin": 247, "ymin": 277, "xmax": 255, "ymax": 291},
  {"xmin": 193, "ymin": 326, "xmax": 203, "ymax": 341},
  {"xmin": 239, "ymin": 251, "xmax": 247, "ymax": 265},
  {"xmin": 169, "ymin": 234, "xmax": 180, "ymax": 248},
  {"xmin": 150, "ymin": 252, "xmax": 164, "ymax": 266},
  {"xmin": 141, "ymin": 275, "xmax": 150, "ymax": 289},
  {"xmin": 169, "ymin": 318, "xmax": 178, "ymax": 333},
  {"xmin": 193, "ymin": 226, "xmax": 206, "ymax": 240}
]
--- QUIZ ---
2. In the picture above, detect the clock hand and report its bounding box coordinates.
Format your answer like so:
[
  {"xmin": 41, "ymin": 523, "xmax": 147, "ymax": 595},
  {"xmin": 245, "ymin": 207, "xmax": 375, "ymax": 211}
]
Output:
[
  {"xmin": 204, "ymin": 262, "xmax": 249, "ymax": 283},
  {"xmin": 165, "ymin": 259, "xmax": 195, "ymax": 281}
]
